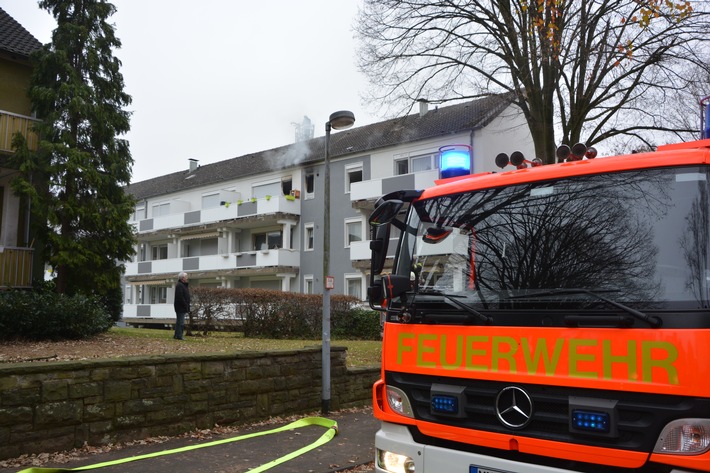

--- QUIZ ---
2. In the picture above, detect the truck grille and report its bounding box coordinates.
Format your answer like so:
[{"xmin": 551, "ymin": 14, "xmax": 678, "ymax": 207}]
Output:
[{"xmin": 386, "ymin": 371, "xmax": 709, "ymax": 452}]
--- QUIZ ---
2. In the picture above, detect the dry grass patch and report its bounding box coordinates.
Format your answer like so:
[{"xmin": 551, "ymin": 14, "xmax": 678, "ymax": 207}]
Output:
[{"xmin": 0, "ymin": 326, "xmax": 382, "ymax": 368}]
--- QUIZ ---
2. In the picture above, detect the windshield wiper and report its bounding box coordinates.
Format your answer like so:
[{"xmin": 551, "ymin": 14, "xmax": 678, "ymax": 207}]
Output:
[
  {"xmin": 417, "ymin": 289, "xmax": 492, "ymax": 324},
  {"xmin": 508, "ymin": 288, "xmax": 662, "ymax": 328}
]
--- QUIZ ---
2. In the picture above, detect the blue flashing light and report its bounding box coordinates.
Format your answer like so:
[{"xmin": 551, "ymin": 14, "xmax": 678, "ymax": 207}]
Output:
[
  {"xmin": 440, "ymin": 145, "xmax": 471, "ymax": 179},
  {"xmin": 572, "ymin": 410, "xmax": 610, "ymax": 433},
  {"xmin": 431, "ymin": 394, "xmax": 459, "ymax": 414},
  {"xmin": 705, "ymin": 103, "xmax": 710, "ymax": 139}
]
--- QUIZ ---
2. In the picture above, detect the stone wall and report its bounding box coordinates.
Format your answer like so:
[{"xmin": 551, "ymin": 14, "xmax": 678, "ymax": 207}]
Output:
[{"xmin": 0, "ymin": 347, "xmax": 379, "ymax": 460}]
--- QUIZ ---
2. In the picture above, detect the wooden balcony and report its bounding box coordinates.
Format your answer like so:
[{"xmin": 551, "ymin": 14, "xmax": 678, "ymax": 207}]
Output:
[
  {"xmin": 0, "ymin": 246, "xmax": 33, "ymax": 288},
  {"xmin": 0, "ymin": 110, "xmax": 39, "ymax": 153}
]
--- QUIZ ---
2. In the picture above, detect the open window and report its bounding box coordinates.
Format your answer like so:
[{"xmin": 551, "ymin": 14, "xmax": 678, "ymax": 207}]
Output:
[{"xmin": 345, "ymin": 163, "xmax": 363, "ymax": 193}]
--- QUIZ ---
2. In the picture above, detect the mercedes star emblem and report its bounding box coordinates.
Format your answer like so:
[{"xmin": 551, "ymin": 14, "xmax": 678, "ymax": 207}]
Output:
[{"xmin": 495, "ymin": 386, "xmax": 533, "ymax": 429}]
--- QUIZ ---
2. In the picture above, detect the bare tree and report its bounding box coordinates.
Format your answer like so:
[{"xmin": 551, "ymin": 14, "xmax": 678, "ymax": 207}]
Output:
[{"xmin": 356, "ymin": 0, "xmax": 710, "ymax": 162}]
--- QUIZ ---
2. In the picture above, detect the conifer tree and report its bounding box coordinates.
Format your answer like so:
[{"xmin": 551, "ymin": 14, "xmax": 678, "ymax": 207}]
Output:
[{"xmin": 12, "ymin": 0, "xmax": 135, "ymax": 318}]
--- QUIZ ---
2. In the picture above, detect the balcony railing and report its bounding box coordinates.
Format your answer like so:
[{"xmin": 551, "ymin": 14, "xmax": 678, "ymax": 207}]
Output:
[
  {"xmin": 123, "ymin": 304, "xmax": 175, "ymax": 320},
  {"xmin": 133, "ymin": 195, "xmax": 301, "ymax": 233},
  {"xmin": 0, "ymin": 246, "xmax": 33, "ymax": 288},
  {"xmin": 349, "ymin": 239, "xmax": 397, "ymax": 262},
  {"xmin": 125, "ymin": 248, "xmax": 300, "ymax": 277},
  {"xmin": 350, "ymin": 169, "xmax": 440, "ymax": 203},
  {"xmin": 0, "ymin": 110, "xmax": 39, "ymax": 153}
]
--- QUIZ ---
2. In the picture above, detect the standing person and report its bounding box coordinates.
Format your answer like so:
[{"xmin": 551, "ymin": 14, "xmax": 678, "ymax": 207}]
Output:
[{"xmin": 173, "ymin": 272, "xmax": 190, "ymax": 340}]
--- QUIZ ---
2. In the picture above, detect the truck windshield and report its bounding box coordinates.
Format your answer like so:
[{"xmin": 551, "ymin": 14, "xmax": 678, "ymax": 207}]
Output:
[{"xmin": 395, "ymin": 165, "xmax": 710, "ymax": 315}]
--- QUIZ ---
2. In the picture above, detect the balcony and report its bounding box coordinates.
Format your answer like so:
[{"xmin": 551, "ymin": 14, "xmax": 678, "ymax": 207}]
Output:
[
  {"xmin": 0, "ymin": 246, "xmax": 33, "ymax": 288},
  {"xmin": 349, "ymin": 239, "xmax": 397, "ymax": 262},
  {"xmin": 350, "ymin": 169, "xmax": 440, "ymax": 205},
  {"xmin": 0, "ymin": 110, "xmax": 39, "ymax": 153},
  {"xmin": 124, "ymin": 248, "xmax": 301, "ymax": 279},
  {"xmin": 134, "ymin": 195, "xmax": 301, "ymax": 234},
  {"xmin": 122, "ymin": 303, "xmax": 175, "ymax": 321}
]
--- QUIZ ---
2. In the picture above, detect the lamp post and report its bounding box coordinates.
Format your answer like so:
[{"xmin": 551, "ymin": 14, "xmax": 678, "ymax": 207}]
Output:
[{"xmin": 322, "ymin": 110, "xmax": 355, "ymax": 415}]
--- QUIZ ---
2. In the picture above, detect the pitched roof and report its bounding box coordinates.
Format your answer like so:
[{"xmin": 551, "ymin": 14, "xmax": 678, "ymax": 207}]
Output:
[
  {"xmin": 0, "ymin": 7, "xmax": 43, "ymax": 59},
  {"xmin": 127, "ymin": 94, "xmax": 513, "ymax": 200}
]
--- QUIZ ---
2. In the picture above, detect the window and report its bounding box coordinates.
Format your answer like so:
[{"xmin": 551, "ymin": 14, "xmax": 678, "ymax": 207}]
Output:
[
  {"xmin": 152, "ymin": 244, "xmax": 168, "ymax": 260},
  {"xmin": 183, "ymin": 237, "xmax": 218, "ymax": 257},
  {"xmin": 304, "ymin": 223, "xmax": 315, "ymax": 251},
  {"xmin": 394, "ymin": 159, "xmax": 409, "ymax": 175},
  {"xmin": 394, "ymin": 153, "xmax": 438, "ymax": 175},
  {"xmin": 254, "ymin": 231, "xmax": 282, "ymax": 250},
  {"xmin": 133, "ymin": 206, "xmax": 145, "ymax": 221},
  {"xmin": 150, "ymin": 286, "xmax": 167, "ymax": 304},
  {"xmin": 252, "ymin": 181, "xmax": 282, "ymax": 199},
  {"xmin": 202, "ymin": 193, "xmax": 221, "ymax": 209},
  {"xmin": 345, "ymin": 274, "xmax": 363, "ymax": 300},
  {"xmin": 412, "ymin": 154, "xmax": 436, "ymax": 172},
  {"xmin": 304, "ymin": 275, "xmax": 314, "ymax": 294},
  {"xmin": 345, "ymin": 218, "xmax": 363, "ymax": 248},
  {"xmin": 201, "ymin": 238, "xmax": 218, "ymax": 255},
  {"xmin": 345, "ymin": 164, "xmax": 363, "ymax": 193},
  {"xmin": 138, "ymin": 285, "xmax": 145, "ymax": 304},
  {"xmin": 152, "ymin": 202, "xmax": 170, "ymax": 217},
  {"xmin": 305, "ymin": 171, "xmax": 315, "ymax": 197},
  {"xmin": 282, "ymin": 178, "xmax": 293, "ymax": 196}
]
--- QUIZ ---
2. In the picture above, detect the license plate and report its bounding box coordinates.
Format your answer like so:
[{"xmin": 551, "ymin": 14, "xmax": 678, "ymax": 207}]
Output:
[{"xmin": 470, "ymin": 467, "xmax": 513, "ymax": 473}]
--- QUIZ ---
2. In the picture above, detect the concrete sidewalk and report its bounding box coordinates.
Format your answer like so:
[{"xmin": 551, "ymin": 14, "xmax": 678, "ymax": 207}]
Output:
[{"xmin": 0, "ymin": 408, "xmax": 378, "ymax": 473}]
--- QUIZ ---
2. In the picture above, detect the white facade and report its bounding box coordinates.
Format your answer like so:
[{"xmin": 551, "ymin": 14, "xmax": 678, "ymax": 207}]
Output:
[{"xmin": 123, "ymin": 100, "xmax": 534, "ymax": 325}]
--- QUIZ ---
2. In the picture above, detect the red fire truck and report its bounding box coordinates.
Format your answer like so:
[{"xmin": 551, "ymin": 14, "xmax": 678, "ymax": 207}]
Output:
[{"xmin": 367, "ymin": 140, "xmax": 710, "ymax": 472}]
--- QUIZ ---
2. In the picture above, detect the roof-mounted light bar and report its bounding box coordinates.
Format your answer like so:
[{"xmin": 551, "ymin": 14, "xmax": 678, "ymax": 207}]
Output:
[{"xmin": 440, "ymin": 144, "xmax": 472, "ymax": 178}]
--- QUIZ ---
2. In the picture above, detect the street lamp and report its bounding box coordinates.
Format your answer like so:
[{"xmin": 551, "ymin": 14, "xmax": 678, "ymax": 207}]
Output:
[{"xmin": 322, "ymin": 110, "xmax": 355, "ymax": 414}]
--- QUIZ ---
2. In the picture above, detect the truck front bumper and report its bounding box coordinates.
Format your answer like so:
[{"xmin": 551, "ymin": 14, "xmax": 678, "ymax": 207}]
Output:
[{"xmin": 374, "ymin": 421, "xmax": 699, "ymax": 473}]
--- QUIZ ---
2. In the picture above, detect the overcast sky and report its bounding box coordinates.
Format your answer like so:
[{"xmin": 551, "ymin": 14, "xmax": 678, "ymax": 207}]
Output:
[{"xmin": 1, "ymin": 0, "xmax": 381, "ymax": 183}]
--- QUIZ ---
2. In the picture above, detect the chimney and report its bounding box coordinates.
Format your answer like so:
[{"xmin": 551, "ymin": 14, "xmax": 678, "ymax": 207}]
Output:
[
  {"xmin": 188, "ymin": 158, "xmax": 198, "ymax": 173},
  {"xmin": 418, "ymin": 99, "xmax": 429, "ymax": 117}
]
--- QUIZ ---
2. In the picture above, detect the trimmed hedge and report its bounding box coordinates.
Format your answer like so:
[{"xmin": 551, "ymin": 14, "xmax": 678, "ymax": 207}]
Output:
[
  {"xmin": 0, "ymin": 287, "xmax": 113, "ymax": 340},
  {"xmin": 190, "ymin": 287, "xmax": 381, "ymax": 340}
]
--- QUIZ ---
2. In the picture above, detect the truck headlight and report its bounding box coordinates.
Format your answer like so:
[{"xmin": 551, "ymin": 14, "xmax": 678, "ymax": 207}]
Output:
[
  {"xmin": 386, "ymin": 386, "xmax": 414, "ymax": 418},
  {"xmin": 377, "ymin": 449, "xmax": 416, "ymax": 473},
  {"xmin": 654, "ymin": 419, "xmax": 710, "ymax": 455}
]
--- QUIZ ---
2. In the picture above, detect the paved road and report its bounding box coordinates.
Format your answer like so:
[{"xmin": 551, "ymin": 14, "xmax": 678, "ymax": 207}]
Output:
[{"xmin": 0, "ymin": 408, "xmax": 379, "ymax": 473}]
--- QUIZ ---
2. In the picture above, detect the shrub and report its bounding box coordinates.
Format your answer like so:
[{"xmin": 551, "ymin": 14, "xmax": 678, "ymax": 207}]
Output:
[
  {"xmin": 187, "ymin": 287, "xmax": 235, "ymax": 334},
  {"xmin": 189, "ymin": 288, "xmax": 381, "ymax": 340},
  {"xmin": 0, "ymin": 286, "xmax": 113, "ymax": 341},
  {"xmin": 332, "ymin": 306, "xmax": 382, "ymax": 340}
]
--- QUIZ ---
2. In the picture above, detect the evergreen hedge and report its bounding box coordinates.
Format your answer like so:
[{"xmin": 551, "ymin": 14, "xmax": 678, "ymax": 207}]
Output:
[{"xmin": 0, "ymin": 286, "xmax": 113, "ymax": 340}]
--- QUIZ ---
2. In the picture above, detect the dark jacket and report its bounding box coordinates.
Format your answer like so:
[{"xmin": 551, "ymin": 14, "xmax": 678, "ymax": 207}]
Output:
[{"xmin": 174, "ymin": 280, "xmax": 190, "ymax": 313}]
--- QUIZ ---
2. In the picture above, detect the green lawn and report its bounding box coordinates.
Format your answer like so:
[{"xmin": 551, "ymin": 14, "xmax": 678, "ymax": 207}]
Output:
[{"xmin": 109, "ymin": 327, "xmax": 382, "ymax": 368}]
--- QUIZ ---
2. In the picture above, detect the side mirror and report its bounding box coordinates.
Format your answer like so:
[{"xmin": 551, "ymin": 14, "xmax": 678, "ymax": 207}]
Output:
[
  {"xmin": 367, "ymin": 278, "xmax": 384, "ymax": 310},
  {"xmin": 382, "ymin": 274, "xmax": 411, "ymax": 300},
  {"xmin": 370, "ymin": 224, "xmax": 391, "ymax": 276},
  {"xmin": 368, "ymin": 273, "xmax": 413, "ymax": 310},
  {"xmin": 368, "ymin": 198, "xmax": 409, "ymax": 311},
  {"xmin": 369, "ymin": 199, "xmax": 403, "ymax": 226}
]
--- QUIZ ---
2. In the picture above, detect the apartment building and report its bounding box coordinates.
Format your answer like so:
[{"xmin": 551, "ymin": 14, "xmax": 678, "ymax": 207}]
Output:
[
  {"xmin": 123, "ymin": 95, "xmax": 534, "ymax": 325},
  {"xmin": 0, "ymin": 8, "xmax": 42, "ymax": 288}
]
